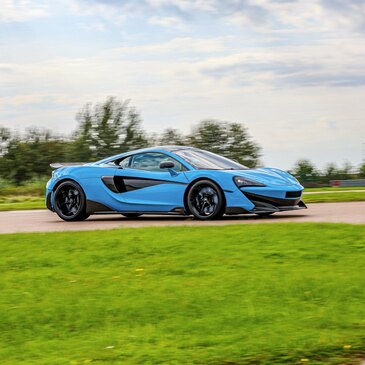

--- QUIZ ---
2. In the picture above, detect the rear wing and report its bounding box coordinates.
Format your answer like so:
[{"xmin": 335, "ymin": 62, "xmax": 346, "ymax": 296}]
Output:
[{"xmin": 50, "ymin": 162, "xmax": 87, "ymax": 169}]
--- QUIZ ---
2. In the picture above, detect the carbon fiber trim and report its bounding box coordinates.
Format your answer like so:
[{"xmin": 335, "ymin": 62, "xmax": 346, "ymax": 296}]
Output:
[
  {"xmin": 102, "ymin": 176, "xmax": 187, "ymax": 193},
  {"xmin": 242, "ymin": 191, "xmax": 301, "ymax": 207},
  {"xmin": 86, "ymin": 200, "xmax": 114, "ymax": 214}
]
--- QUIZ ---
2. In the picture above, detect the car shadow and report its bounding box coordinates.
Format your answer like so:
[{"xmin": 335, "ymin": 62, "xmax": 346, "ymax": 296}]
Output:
[{"xmin": 86, "ymin": 213, "xmax": 308, "ymax": 222}]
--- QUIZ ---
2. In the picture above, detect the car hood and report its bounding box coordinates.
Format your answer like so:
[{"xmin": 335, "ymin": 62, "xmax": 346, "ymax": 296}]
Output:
[{"xmin": 221, "ymin": 167, "xmax": 300, "ymax": 187}]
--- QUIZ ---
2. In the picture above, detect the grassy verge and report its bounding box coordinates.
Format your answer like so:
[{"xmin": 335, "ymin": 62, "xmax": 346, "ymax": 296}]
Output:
[
  {"xmin": 0, "ymin": 196, "xmax": 45, "ymax": 211},
  {"xmin": 0, "ymin": 179, "xmax": 46, "ymax": 211},
  {"xmin": 1, "ymin": 224, "xmax": 364, "ymax": 364},
  {"xmin": 303, "ymin": 192, "xmax": 365, "ymax": 203},
  {"xmin": 0, "ymin": 178, "xmax": 46, "ymax": 197},
  {"xmin": 305, "ymin": 187, "xmax": 365, "ymax": 192}
]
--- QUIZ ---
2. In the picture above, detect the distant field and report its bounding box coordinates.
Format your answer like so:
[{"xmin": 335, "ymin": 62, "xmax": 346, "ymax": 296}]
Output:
[
  {"xmin": 0, "ymin": 196, "xmax": 45, "ymax": 211},
  {"xmin": 0, "ymin": 179, "xmax": 46, "ymax": 197},
  {"xmin": 305, "ymin": 186, "xmax": 365, "ymax": 192},
  {"xmin": 0, "ymin": 223, "xmax": 364, "ymax": 364},
  {"xmin": 0, "ymin": 180, "xmax": 45, "ymax": 211},
  {"xmin": 303, "ymin": 191, "xmax": 365, "ymax": 203}
]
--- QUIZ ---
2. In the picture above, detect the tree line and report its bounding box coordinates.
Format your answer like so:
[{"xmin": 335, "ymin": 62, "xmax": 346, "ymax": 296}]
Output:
[
  {"xmin": 0, "ymin": 97, "xmax": 260, "ymax": 184},
  {"xmin": 0, "ymin": 97, "xmax": 364, "ymax": 186},
  {"xmin": 292, "ymin": 159, "xmax": 365, "ymax": 187}
]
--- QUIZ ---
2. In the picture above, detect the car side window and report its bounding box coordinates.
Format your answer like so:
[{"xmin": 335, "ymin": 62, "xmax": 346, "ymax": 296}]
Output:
[
  {"xmin": 118, "ymin": 156, "xmax": 131, "ymax": 168},
  {"xmin": 130, "ymin": 153, "xmax": 185, "ymax": 172}
]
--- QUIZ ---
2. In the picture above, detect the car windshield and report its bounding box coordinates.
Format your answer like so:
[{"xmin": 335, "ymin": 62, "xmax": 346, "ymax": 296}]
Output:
[{"xmin": 175, "ymin": 149, "xmax": 248, "ymax": 170}]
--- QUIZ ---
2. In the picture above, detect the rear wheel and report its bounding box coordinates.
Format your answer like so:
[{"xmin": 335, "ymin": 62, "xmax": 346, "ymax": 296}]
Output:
[
  {"xmin": 54, "ymin": 181, "xmax": 89, "ymax": 221},
  {"xmin": 187, "ymin": 180, "xmax": 224, "ymax": 220},
  {"xmin": 121, "ymin": 213, "xmax": 142, "ymax": 218}
]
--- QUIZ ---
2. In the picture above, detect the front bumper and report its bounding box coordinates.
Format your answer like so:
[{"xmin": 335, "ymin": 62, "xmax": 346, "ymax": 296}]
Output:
[
  {"xmin": 244, "ymin": 188, "xmax": 307, "ymax": 214},
  {"xmin": 250, "ymin": 200, "xmax": 307, "ymax": 214},
  {"xmin": 225, "ymin": 187, "xmax": 307, "ymax": 215}
]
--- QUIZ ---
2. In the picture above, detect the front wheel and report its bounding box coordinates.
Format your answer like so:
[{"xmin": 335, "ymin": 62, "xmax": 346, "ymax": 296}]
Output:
[
  {"xmin": 54, "ymin": 181, "xmax": 89, "ymax": 221},
  {"xmin": 187, "ymin": 180, "xmax": 225, "ymax": 220}
]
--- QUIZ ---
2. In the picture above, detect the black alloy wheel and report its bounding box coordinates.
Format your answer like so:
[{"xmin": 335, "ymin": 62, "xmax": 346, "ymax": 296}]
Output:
[
  {"xmin": 187, "ymin": 180, "xmax": 224, "ymax": 220},
  {"xmin": 54, "ymin": 181, "xmax": 89, "ymax": 221},
  {"xmin": 121, "ymin": 213, "xmax": 143, "ymax": 218}
]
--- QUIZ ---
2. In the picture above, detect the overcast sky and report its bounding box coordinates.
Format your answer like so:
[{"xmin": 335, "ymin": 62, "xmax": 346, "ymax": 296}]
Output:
[{"xmin": 1, "ymin": 0, "xmax": 364, "ymax": 169}]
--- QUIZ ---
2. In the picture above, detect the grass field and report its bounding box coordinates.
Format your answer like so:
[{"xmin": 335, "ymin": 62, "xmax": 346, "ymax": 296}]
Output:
[
  {"xmin": 303, "ymin": 192, "xmax": 365, "ymax": 203},
  {"xmin": 0, "ymin": 196, "xmax": 45, "ymax": 211},
  {"xmin": 1, "ymin": 223, "xmax": 364, "ymax": 364},
  {"xmin": 0, "ymin": 179, "xmax": 46, "ymax": 211},
  {"xmin": 305, "ymin": 187, "xmax": 365, "ymax": 192}
]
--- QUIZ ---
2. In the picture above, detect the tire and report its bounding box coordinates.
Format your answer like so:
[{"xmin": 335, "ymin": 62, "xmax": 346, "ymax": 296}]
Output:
[
  {"xmin": 53, "ymin": 180, "xmax": 89, "ymax": 222},
  {"xmin": 121, "ymin": 213, "xmax": 142, "ymax": 218},
  {"xmin": 187, "ymin": 180, "xmax": 225, "ymax": 220}
]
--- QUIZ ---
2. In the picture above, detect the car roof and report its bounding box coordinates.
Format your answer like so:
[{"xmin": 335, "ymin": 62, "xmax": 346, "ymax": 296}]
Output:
[
  {"xmin": 95, "ymin": 146, "xmax": 196, "ymax": 165},
  {"xmin": 132, "ymin": 145, "xmax": 193, "ymax": 153}
]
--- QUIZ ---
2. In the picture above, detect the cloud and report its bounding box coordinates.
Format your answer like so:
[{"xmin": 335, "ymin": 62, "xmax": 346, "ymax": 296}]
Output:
[
  {"xmin": 148, "ymin": 16, "xmax": 187, "ymax": 30},
  {"xmin": 70, "ymin": 0, "xmax": 365, "ymax": 34},
  {"xmin": 198, "ymin": 35, "xmax": 365, "ymax": 89},
  {"xmin": 0, "ymin": 0, "xmax": 48, "ymax": 22},
  {"xmin": 79, "ymin": 22, "xmax": 106, "ymax": 32},
  {"xmin": 202, "ymin": 59, "xmax": 365, "ymax": 88},
  {"xmin": 103, "ymin": 36, "xmax": 229, "ymax": 57}
]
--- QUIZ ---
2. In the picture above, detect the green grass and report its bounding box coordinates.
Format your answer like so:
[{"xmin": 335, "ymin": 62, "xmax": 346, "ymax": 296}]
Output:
[
  {"xmin": 303, "ymin": 192, "xmax": 365, "ymax": 203},
  {"xmin": 1, "ymin": 224, "xmax": 364, "ymax": 365},
  {"xmin": 0, "ymin": 196, "xmax": 45, "ymax": 211},
  {"xmin": 0, "ymin": 178, "xmax": 46, "ymax": 197},
  {"xmin": 305, "ymin": 187, "xmax": 365, "ymax": 192},
  {"xmin": 0, "ymin": 179, "xmax": 46, "ymax": 210}
]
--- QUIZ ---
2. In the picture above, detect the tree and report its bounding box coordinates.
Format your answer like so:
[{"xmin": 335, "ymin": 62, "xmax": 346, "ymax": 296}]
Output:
[
  {"xmin": 360, "ymin": 163, "xmax": 365, "ymax": 178},
  {"xmin": 72, "ymin": 97, "xmax": 148, "ymax": 160},
  {"xmin": 324, "ymin": 163, "xmax": 338, "ymax": 182},
  {"xmin": 0, "ymin": 129, "xmax": 69, "ymax": 184},
  {"xmin": 187, "ymin": 120, "xmax": 261, "ymax": 167},
  {"xmin": 91, "ymin": 97, "xmax": 127, "ymax": 159},
  {"xmin": 337, "ymin": 161, "xmax": 354, "ymax": 180},
  {"xmin": 291, "ymin": 159, "xmax": 318, "ymax": 184},
  {"xmin": 68, "ymin": 105, "xmax": 94, "ymax": 162},
  {"xmin": 187, "ymin": 120, "xmax": 228, "ymax": 155},
  {"xmin": 158, "ymin": 128, "xmax": 185, "ymax": 146},
  {"xmin": 226, "ymin": 123, "xmax": 261, "ymax": 167},
  {"xmin": 0, "ymin": 127, "xmax": 11, "ymax": 156},
  {"xmin": 119, "ymin": 107, "xmax": 149, "ymax": 152}
]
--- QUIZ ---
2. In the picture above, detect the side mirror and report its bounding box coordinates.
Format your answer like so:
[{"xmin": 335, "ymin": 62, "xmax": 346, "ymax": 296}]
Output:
[{"xmin": 160, "ymin": 161, "xmax": 175, "ymax": 169}]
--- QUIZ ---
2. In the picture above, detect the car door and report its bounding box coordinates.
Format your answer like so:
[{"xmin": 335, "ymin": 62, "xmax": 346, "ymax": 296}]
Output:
[{"xmin": 113, "ymin": 152, "xmax": 189, "ymax": 212}]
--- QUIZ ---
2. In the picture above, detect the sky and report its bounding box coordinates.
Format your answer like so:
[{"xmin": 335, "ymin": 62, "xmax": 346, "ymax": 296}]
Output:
[{"xmin": 0, "ymin": 0, "xmax": 364, "ymax": 169}]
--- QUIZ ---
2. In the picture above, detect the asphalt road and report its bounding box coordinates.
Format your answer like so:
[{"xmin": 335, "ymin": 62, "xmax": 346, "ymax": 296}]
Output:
[{"xmin": 0, "ymin": 202, "xmax": 364, "ymax": 234}]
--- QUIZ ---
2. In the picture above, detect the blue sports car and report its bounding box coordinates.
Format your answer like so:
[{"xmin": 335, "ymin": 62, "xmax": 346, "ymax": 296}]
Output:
[{"xmin": 46, "ymin": 146, "xmax": 306, "ymax": 221}]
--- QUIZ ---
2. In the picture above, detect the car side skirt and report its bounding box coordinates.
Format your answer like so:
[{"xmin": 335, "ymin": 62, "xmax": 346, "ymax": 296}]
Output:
[{"xmin": 86, "ymin": 200, "xmax": 187, "ymax": 215}]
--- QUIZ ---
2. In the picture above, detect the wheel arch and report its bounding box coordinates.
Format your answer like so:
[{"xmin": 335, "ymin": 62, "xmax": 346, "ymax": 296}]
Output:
[
  {"xmin": 52, "ymin": 178, "xmax": 85, "ymax": 193},
  {"xmin": 183, "ymin": 177, "xmax": 226, "ymax": 215}
]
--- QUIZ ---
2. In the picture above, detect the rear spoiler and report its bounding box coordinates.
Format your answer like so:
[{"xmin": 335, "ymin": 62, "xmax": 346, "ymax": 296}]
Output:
[{"xmin": 50, "ymin": 162, "xmax": 87, "ymax": 169}]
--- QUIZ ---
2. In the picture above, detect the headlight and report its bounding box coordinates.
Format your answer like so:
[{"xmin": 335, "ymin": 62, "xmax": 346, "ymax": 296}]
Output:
[{"xmin": 234, "ymin": 176, "xmax": 266, "ymax": 187}]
